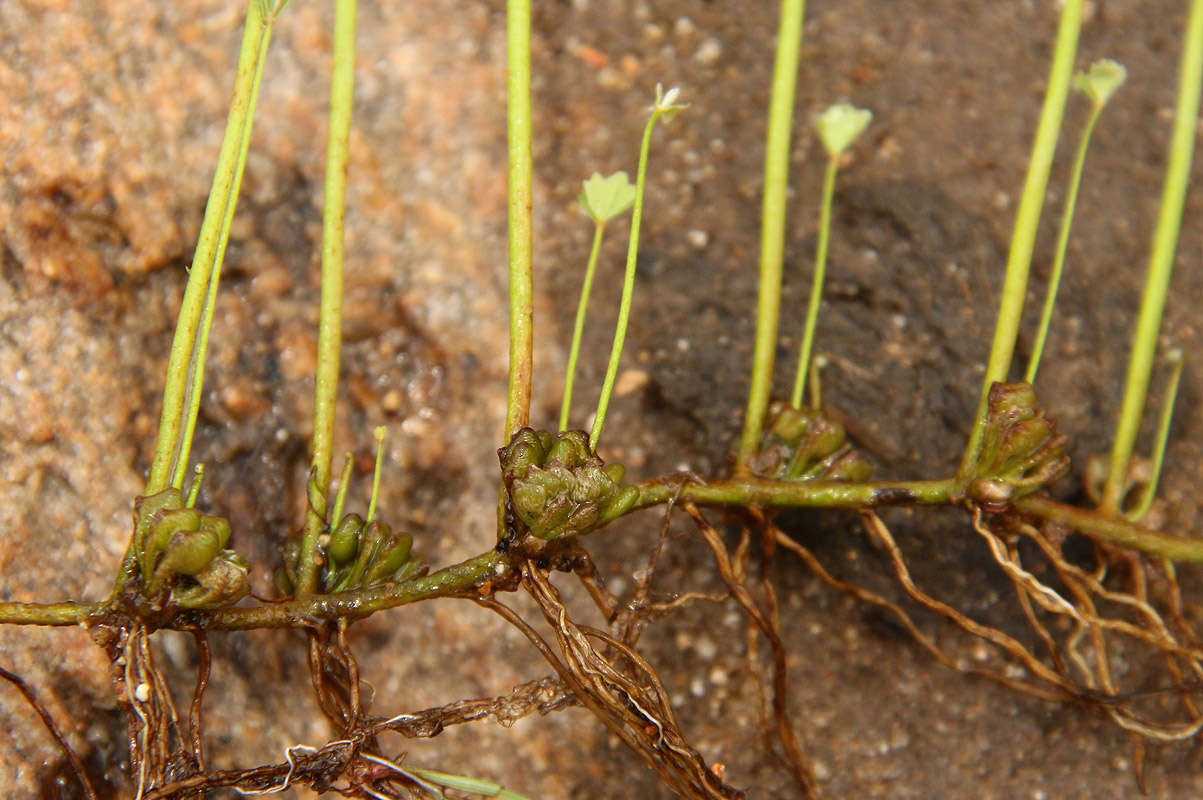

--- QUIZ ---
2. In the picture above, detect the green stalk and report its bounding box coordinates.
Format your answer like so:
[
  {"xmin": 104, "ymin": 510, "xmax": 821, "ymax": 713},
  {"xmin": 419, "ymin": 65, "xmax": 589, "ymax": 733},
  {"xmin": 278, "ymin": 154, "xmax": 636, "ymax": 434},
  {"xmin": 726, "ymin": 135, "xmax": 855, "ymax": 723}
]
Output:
[
  {"xmin": 171, "ymin": 243, "xmax": 223, "ymax": 490},
  {"xmin": 1023, "ymin": 98, "xmax": 1104, "ymax": 383},
  {"xmin": 790, "ymin": 155, "xmax": 837, "ymax": 408},
  {"xmin": 1014, "ymin": 494, "xmax": 1203, "ymax": 563},
  {"xmin": 199, "ymin": 486, "xmax": 1203, "ymax": 628},
  {"xmin": 146, "ymin": 0, "xmax": 281, "ymax": 494},
  {"xmin": 18, "ymin": 468, "xmax": 1203, "ymax": 631},
  {"xmin": 559, "ymin": 221, "xmax": 606, "ymax": 431},
  {"xmin": 366, "ymin": 426, "xmax": 386, "ymax": 523},
  {"xmin": 505, "ymin": 0, "xmax": 534, "ymax": 441},
  {"xmin": 737, "ymin": 0, "xmax": 807, "ymax": 470},
  {"xmin": 808, "ymin": 353, "xmax": 828, "ymax": 409},
  {"xmin": 296, "ymin": 0, "xmax": 357, "ymax": 596},
  {"xmin": 589, "ymin": 96, "xmax": 677, "ymax": 449},
  {"xmin": 498, "ymin": 0, "xmax": 534, "ymax": 540},
  {"xmin": 1102, "ymin": 0, "xmax": 1203, "ymax": 512},
  {"xmin": 957, "ymin": 0, "xmax": 1083, "ymax": 481},
  {"xmin": 1128, "ymin": 349, "xmax": 1184, "ymax": 522},
  {"xmin": 184, "ymin": 464, "xmax": 205, "ymax": 507},
  {"xmin": 197, "ymin": 551, "xmax": 508, "ymax": 629},
  {"xmin": 635, "ymin": 477, "xmax": 956, "ymax": 510},
  {"xmin": 0, "ymin": 601, "xmax": 106, "ymax": 627},
  {"xmin": 329, "ymin": 452, "xmax": 354, "ymax": 525},
  {"xmin": 177, "ymin": 486, "xmax": 1203, "ymax": 628}
]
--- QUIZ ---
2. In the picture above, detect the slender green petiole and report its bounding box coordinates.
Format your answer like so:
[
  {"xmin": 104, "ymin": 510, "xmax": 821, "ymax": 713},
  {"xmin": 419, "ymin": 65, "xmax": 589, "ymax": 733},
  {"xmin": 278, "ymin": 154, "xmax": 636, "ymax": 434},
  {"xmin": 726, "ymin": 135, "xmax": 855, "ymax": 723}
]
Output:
[
  {"xmin": 808, "ymin": 353, "xmax": 828, "ymax": 410},
  {"xmin": 560, "ymin": 221, "xmax": 606, "ymax": 431},
  {"xmin": 366, "ymin": 426, "xmax": 387, "ymax": 523},
  {"xmin": 504, "ymin": 0, "xmax": 534, "ymax": 442},
  {"xmin": 1025, "ymin": 60, "xmax": 1126, "ymax": 384},
  {"xmin": 957, "ymin": 0, "xmax": 1083, "ymax": 482},
  {"xmin": 498, "ymin": 0, "xmax": 534, "ymax": 540},
  {"xmin": 185, "ymin": 464, "xmax": 205, "ymax": 508},
  {"xmin": 790, "ymin": 102, "xmax": 870, "ymax": 410},
  {"xmin": 590, "ymin": 85, "xmax": 686, "ymax": 449},
  {"xmin": 561, "ymin": 172, "xmax": 636, "ymax": 431},
  {"xmin": 737, "ymin": 0, "xmax": 808, "ymax": 470},
  {"xmin": 791, "ymin": 155, "xmax": 838, "ymax": 409},
  {"xmin": 172, "ymin": 236, "xmax": 224, "ymax": 491},
  {"xmin": 1102, "ymin": 0, "xmax": 1203, "ymax": 513},
  {"xmin": 330, "ymin": 452, "xmax": 354, "ymax": 527},
  {"xmin": 297, "ymin": 0, "xmax": 357, "ymax": 596},
  {"xmin": 1127, "ymin": 349, "xmax": 1184, "ymax": 522},
  {"xmin": 145, "ymin": 0, "xmax": 283, "ymax": 494}
]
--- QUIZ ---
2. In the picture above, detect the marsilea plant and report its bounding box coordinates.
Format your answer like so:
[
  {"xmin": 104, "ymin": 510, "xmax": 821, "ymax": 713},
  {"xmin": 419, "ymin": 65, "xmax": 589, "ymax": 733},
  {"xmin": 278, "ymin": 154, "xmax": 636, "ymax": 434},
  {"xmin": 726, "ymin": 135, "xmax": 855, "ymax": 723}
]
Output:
[{"xmin": 2, "ymin": 0, "xmax": 1203, "ymax": 798}]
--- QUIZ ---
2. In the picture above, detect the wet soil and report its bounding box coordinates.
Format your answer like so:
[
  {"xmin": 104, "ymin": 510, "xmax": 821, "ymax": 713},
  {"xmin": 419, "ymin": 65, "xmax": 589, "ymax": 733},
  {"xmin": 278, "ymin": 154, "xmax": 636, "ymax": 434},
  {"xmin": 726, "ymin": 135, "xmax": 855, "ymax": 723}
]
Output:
[{"xmin": 3, "ymin": 0, "xmax": 1203, "ymax": 797}]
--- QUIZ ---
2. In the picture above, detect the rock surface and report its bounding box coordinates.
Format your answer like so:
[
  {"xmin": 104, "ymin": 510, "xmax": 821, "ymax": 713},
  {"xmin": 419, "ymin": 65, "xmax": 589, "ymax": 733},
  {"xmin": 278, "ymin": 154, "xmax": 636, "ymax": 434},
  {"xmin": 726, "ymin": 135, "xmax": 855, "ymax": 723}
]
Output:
[{"xmin": 3, "ymin": 1, "xmax": 1203, "ymax": 798}]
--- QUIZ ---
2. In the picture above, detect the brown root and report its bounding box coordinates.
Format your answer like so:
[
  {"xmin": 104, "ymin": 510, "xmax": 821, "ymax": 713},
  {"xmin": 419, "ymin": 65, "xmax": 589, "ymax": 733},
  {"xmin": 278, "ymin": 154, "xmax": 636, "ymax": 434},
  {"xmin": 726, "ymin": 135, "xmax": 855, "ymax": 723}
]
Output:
[
  {"xmin": 683, "ymin": 502, "xmax": 821, "ymax": 799},
  {"xmin": 0, "ymin": 663, "xmax": 98, "ymax": 800},
  {"xmin": 477, "ymin": 559, "xmax": 744, "ymax": 800}
]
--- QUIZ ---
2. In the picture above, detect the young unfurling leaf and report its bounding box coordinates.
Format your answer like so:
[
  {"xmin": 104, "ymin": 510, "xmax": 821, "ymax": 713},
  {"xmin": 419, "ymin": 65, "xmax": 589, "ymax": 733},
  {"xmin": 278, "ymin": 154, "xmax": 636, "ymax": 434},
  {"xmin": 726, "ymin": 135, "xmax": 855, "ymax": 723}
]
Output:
[
  {"xmin": 1074, "ymin": 58, "xmax": 1126, "ymax": 108},
  {"xmin": 815, "ymin": 102, "xmax": 872, "ymax": 158}
]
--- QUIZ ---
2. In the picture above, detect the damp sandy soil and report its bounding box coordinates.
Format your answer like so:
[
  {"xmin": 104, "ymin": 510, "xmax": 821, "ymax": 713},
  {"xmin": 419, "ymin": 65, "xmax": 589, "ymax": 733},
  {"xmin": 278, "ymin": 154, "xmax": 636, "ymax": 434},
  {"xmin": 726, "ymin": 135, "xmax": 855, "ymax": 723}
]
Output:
[{"xmin": 3, "ymin": 1, "xmax": 1203, "ymax": 797}]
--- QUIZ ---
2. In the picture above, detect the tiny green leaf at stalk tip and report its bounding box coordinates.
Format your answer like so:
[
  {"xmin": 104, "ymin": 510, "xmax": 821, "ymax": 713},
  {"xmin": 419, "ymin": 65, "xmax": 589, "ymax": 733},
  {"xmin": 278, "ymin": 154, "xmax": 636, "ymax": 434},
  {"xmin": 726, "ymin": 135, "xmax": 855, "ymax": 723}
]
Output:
[
  {"xmin": 1074, "ymin": 58, "xmax": 1127, "ymax": 108},
  {"xmin": 579, "ymin": 171, "xmax": 637, "ymax": 223},
  {"xmin": 815, "ymin": 102, "xmax": 872, "ymax": 158}
]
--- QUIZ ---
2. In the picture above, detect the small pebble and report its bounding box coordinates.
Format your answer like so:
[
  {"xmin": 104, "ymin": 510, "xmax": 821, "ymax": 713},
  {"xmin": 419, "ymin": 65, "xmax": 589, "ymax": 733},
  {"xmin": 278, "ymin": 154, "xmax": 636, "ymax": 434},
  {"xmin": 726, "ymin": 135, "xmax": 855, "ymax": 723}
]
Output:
[
  {"xmin": 597, "ymin": 67, "xmax": 625, "ymax": 91},
  {"xmin": 615, "ymin": 369, "xmax": 650, "ymax": 397},
  {"xmin": 694, "ymin": 37, "xmax": 722, "ymax": 65},
  {"xmin": 381, "ymin": 388, "xmax": 403, "ymax": 413}
]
